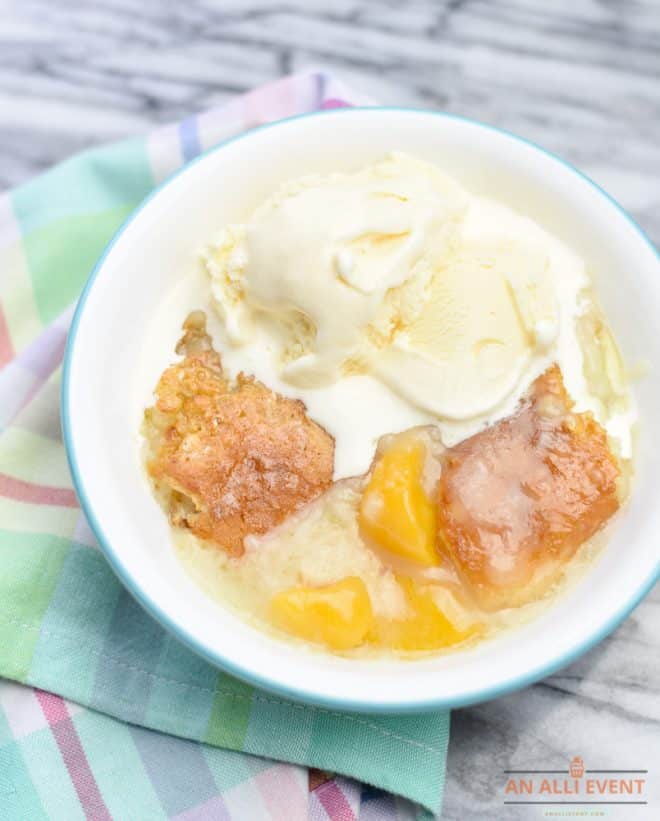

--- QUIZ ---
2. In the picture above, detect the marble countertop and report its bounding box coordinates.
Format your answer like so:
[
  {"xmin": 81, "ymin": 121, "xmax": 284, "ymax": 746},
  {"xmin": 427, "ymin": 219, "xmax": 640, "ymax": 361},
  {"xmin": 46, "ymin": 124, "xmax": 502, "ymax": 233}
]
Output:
[{"xmin": 1, "ymin": 1, "xmax": 658, "ymax": 818}]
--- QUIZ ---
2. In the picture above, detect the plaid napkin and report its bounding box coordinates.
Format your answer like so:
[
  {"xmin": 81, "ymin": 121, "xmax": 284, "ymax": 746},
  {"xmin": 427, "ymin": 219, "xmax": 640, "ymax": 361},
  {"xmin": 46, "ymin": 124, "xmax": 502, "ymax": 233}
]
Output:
[{"xmin": 0, "ymin": 72, "xmax": 449, "ymax": 820}]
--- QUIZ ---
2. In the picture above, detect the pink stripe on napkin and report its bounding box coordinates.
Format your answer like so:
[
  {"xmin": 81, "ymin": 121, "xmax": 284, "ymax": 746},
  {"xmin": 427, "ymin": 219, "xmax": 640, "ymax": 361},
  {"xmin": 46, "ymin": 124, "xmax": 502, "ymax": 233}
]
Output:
[
  {"xmin": 36, "ymin": 690, "xmax": 113, "ymax": 821},
  {"xmin": 0, "ymin": 473, "xmax": 78, "ymax": 508},
  {"xmin": 0, "ymin": 302, "xmax": 13, "ymax": 369}
]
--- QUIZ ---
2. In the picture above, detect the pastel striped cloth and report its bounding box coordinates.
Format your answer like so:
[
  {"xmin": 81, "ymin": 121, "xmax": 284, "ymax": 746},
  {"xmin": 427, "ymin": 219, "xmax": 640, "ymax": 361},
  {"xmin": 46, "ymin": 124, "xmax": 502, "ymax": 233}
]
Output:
[{"xmin": 0, "ymin": 72, "xmax": 450, "ymax": 820}]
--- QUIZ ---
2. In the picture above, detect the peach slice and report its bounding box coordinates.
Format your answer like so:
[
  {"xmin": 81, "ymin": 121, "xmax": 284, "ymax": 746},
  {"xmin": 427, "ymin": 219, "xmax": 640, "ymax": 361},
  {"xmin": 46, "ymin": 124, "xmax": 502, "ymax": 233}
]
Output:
[
  {"xmin": 371, "ymin": 577, "xmax": 480, "ymax": 652},
  {"xmin": 269, "ymin": 577, "xmax": 373, "ymax": 650},
  {"xmin": 359, "ymin": 439, "xmax": 440, "ymax": 567}
]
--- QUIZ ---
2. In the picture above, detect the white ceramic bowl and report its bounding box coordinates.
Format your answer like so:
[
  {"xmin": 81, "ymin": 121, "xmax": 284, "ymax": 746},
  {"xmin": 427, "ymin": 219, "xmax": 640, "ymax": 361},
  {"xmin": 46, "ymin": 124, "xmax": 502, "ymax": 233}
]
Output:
[{"xmin": 63, "ymin": 108, "xmax": 659, "ymax": 713}]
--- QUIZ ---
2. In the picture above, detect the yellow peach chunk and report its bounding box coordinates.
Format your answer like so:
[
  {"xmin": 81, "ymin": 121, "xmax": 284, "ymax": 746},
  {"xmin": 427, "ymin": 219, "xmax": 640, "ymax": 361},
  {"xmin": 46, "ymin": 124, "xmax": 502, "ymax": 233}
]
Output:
[
  {"xmin": 371, "ymin": 578, "xmax": 480, "ymax": 652},
  {"xmin": 359, "ymin": 440, "xmax": 439, "ymax": 567},
  {"xmin": 269, "ymin": 577, "xmax": 373, "ymax": 650}
]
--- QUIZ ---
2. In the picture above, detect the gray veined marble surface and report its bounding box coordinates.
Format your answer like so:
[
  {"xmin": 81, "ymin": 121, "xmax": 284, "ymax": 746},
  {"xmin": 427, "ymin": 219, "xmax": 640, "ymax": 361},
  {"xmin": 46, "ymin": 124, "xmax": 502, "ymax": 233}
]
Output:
[{"xmin": 1, "ymin": 1, "xmax": 658, "ymax": 818}]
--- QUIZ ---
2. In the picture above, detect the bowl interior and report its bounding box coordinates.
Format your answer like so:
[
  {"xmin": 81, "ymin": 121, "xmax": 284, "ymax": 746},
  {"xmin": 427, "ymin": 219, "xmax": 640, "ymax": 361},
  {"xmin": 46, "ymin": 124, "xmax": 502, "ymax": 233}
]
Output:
[{"xmin": 64, "ymin": 109, "xmax": 660, "ymax": 711}]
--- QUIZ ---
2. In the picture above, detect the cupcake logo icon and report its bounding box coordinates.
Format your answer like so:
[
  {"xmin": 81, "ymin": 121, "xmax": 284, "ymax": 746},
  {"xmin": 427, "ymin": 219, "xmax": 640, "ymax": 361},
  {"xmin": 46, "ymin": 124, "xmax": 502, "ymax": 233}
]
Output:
[{"xmin": 570, "ymin": 756, "xmax": 585, "ymax": 778}]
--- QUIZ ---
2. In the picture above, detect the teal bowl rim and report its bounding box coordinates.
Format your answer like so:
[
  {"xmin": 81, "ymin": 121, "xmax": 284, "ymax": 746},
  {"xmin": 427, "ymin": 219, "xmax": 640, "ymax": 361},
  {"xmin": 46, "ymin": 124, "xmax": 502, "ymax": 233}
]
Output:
[{"xmin": 61, "ymin": 106, "xmax": 660, "ymax": 714}]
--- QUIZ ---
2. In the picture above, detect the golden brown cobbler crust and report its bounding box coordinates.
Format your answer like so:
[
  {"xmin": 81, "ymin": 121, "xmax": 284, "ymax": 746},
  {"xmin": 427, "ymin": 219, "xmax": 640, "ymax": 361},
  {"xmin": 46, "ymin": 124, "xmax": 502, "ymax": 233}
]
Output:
[
  {"xmin": 144, "ymin": 312, "xmax": 335, "ymax": 555},
  {"xmin": 437, "ymin": 365, "xmax": 621, "ymax": 609}
]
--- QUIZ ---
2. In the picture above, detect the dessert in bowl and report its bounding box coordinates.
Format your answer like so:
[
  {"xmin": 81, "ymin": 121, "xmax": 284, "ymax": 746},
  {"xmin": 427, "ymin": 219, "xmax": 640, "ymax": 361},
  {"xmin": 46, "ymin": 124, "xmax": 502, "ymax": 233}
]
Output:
[
  {"xmin": 143, "ymin": 152, "xmax": 631, "ymax": 655},
  {"xmin": 63, "ymin": 109, "xmax": 659, "ymax": 710}
]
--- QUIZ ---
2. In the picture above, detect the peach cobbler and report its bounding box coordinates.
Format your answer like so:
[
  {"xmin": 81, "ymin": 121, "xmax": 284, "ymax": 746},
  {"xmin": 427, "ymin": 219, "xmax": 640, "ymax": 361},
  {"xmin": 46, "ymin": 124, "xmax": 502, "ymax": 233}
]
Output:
[
  {"xmin": 142, "ymin": 155, "xmax": 634, "ymax": 656},
  {"xmin": 144, "ymin": 312, "xmax": 334, "ymax": 555}
]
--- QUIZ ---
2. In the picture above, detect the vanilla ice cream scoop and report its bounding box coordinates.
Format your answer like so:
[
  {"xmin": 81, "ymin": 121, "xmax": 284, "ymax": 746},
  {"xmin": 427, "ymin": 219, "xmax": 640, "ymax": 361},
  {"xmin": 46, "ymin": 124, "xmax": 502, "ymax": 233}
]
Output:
[
  {"xmin": 375, "ymin": 239, "xmax": 559, "ymax": 420},
  {"xmin": 205, "ymin": 151, "xmax": 628, "ymax": 476},
  {"xmin": 207, "ymin": 153, "xmax": 468, "ymax": 387}
]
